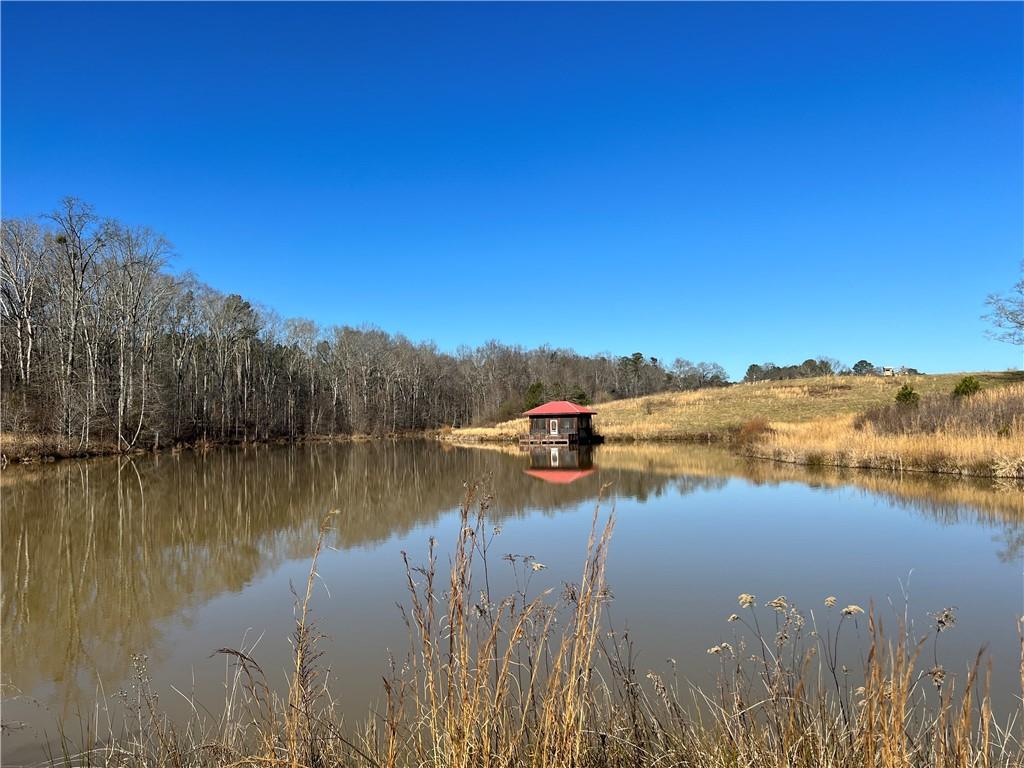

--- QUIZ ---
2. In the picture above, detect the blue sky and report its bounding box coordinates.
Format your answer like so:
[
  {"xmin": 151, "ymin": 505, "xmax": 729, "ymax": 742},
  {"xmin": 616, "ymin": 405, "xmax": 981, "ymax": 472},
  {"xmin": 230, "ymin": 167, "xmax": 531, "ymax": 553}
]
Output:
[{"xmin": 2, "ymin": 2, "xmax": 1021, "ymax": 379}]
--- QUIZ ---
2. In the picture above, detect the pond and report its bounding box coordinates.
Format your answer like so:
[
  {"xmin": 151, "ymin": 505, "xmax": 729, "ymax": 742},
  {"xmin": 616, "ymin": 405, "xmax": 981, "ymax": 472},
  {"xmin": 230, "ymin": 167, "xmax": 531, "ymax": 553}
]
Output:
[{"xmin": 2, "ymin": 440, "xmax": 1022, "ymax": 762}]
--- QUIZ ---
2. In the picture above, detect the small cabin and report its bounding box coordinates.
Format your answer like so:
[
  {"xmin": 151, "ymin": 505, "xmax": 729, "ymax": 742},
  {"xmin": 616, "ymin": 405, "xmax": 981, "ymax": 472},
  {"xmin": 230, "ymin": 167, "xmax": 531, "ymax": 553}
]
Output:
[{"xmin": 520, "ymin": 401, "xmax": 600, "ymax": 446}]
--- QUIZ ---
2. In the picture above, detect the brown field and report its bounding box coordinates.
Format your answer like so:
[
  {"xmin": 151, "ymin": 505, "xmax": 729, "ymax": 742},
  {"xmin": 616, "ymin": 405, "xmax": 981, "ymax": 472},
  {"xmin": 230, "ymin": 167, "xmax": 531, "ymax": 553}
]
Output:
[
  {"xmin": 0, "ymin": 431, "xmax": 120, "ymax": 463},
  {"xmin": 447, "ymin": 372, "xmax": 1024, "ymax": 478},
  {"xmin": 747, "ymin": 384, "xmax": 1024, "ymax": 478}
]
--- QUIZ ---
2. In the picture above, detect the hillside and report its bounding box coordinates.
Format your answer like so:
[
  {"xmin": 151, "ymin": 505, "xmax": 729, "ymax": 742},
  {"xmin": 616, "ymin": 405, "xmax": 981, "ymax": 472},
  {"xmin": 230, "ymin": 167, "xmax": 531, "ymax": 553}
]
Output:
[
  {"xmin": 446, "ymin": 372, "xmax": 1024, "ymax": 479},
  {"xmin": 449, "ymin": 372, "xmax": 1021, "ymax": 442}
]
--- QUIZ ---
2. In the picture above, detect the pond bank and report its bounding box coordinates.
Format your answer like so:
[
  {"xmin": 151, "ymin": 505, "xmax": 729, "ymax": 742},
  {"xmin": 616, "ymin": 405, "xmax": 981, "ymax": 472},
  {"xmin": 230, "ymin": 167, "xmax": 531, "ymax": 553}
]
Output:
[
  {"xmin": 442, "ymin": 374, "xmax": 1024, "ymax": 479},
  {"xmin": 0, "ymin": 430, "xmax": 392, "ymax": 465}
]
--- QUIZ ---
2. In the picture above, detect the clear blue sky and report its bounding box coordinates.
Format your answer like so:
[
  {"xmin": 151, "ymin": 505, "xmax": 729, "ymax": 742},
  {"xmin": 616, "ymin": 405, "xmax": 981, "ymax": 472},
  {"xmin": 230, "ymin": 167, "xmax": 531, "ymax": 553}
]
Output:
[{"xmin": 3, "ymin": 2, "xmax": 1021, "ymax": 379}]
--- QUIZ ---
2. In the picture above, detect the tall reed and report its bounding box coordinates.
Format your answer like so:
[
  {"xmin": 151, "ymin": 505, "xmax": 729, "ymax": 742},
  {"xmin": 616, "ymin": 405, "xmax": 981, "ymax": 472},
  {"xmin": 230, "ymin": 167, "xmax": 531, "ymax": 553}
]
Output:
[{"xmin": 48, "ymin": 489, "xmax": 1023, "ymax": 768}]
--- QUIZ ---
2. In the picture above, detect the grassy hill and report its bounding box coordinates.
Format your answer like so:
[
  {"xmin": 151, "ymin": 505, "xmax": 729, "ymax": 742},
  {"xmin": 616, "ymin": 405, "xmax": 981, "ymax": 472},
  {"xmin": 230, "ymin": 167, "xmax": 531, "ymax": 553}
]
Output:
[
  {"xmin": 451, "ymin": 372, "xmax": 1020, "ymax": 441},
  {"xmin": 446, "ymin": 372, "xmax": 1024, "ymax": 478}
]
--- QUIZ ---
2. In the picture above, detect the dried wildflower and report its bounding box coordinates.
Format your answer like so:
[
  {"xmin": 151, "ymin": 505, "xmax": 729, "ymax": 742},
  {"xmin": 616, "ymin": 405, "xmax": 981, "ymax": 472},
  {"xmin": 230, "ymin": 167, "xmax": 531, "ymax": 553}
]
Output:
[
  {"xmin": 766, "ymin": 596, "xmax": 788, "ymax": 612},
  {"xmin": 493, "ymin": 525, "xmax": 503, "ymax": 536},
  {"xmin": 530, "ymin": 561, "xmax": 546, "ymax": 572},
  {"xmin": 842, "ymin": 604, "xmax": 864, "ymax": 617},
  {"xmin": 707, "ymin": 645, "xmax": 723, "ymax": 655},
  {"xmin": 854, "ymin": 686, "xmax": 866, "ymax": 697},
  {"xmin": 824, "ymin": 596, "xmax": 837, "ymax": 608},
  {"xmin": 728, "ymin": 613, "xmax": 740, "ymax": 623},
  {"xmin": 646, "ymin": 671, "xmax": 668, "ymax": 700},
  {"xmin": 931, "ymin": 607, "xmax": 957, "ymax": 633},
  {"xmin": 738, "ymin": 593, "xmax": 756, "ymax": 608},
  {"xmin": 928, "ymin": 665, "xmax": 946, "ymax": 689}
]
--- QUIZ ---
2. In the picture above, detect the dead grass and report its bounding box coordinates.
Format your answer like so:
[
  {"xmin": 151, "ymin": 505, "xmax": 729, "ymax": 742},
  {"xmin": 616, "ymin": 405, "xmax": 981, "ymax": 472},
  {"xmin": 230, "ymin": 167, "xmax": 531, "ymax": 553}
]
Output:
[
  {"xmin": 0, "ymin": 431, "xmax": 374, "ymax": 465},
  {"xmin": 0, "ymin": 431, "xmax": 119, "ymax": 463},
  {"xmin": 746, "ymin": 385, "xmax": 1024, "ymax": 479},
  {"xmin": 48, "ymin": 488, "xmax": 1024, "ymax": 768},
  {"xmin": 447, "ymin": 373, "xmax": 1024, "ymax": 478},
  {"xmin": 448, "ymin": 372, "xmax": 1023, "ymax": 444}
]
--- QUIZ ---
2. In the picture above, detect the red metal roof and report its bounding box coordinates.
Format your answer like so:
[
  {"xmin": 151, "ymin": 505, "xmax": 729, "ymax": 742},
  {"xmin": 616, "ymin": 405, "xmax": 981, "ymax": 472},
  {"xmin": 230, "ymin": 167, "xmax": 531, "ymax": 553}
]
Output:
[
  {"xmin": 522, "ymin": 400, "xmax": 597, "ymax": 417},
  {"xmin": 524, "ymin": 469, "xmax": 596, "ymax": 485}
]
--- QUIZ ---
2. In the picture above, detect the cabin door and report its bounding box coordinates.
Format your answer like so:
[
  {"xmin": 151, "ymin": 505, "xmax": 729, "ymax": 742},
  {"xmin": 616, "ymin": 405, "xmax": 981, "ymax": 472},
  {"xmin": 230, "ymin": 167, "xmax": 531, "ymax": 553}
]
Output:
[{"xmin": 549, "ymin": 418, "xmax": 559, "ymax": 435}]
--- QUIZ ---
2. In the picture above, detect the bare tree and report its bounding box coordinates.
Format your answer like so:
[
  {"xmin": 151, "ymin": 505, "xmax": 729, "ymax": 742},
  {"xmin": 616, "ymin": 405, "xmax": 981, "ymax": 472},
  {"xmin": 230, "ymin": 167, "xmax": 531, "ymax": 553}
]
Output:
[
  {"xmin": 106, "ymin": 224, "xmax": 173, "ymax": 448},
  {"xmin": 2, "ymin": 197, "xmax": 734, "ymax": 448},
  {"xmin": 0, "ymin": 218, "xmax": 46, "ymax": 402},
  {"xmin": 985, "ymin": 265, "xmax": 1024, "ymax": 347},
  {"xmin": 46, "ymin": 198, "xmax": 109, "ymax": 445}
]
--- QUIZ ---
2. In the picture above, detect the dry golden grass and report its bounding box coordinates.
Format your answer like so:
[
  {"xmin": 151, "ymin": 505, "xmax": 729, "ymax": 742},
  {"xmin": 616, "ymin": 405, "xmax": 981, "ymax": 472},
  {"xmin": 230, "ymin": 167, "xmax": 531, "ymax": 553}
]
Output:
[
  {"xmin": 748, "ymin": 384, "xmax": 1024, "ymax": 479},
  {"xmin": 450, "ymin": 372, "xmax": 1022, "ymax": 444},
  {"xmin": 1, "ymin": 431, "xmax": 99, "ymax": 461},
  {"xmin": 51, "ymin": 489, "xmax": 1024, "ymax": 768},
  {"xmin": 447, "ymin": 372, "xmax": 1024, "ymax": 478}
]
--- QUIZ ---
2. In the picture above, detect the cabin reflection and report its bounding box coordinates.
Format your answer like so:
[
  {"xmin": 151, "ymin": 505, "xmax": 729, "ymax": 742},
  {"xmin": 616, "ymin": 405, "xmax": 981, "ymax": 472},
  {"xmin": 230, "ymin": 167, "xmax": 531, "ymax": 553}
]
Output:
[{"xmin": 523, "ymin": 445, "xmax": 596, "ymax": 484}]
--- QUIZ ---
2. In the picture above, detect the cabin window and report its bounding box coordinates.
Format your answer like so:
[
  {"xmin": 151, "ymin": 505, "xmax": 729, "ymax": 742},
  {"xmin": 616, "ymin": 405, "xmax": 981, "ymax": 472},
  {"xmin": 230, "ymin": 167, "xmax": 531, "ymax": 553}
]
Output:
[{"xmin": 549, "ymin": 419, "xmax": 558, "ymax": 435}]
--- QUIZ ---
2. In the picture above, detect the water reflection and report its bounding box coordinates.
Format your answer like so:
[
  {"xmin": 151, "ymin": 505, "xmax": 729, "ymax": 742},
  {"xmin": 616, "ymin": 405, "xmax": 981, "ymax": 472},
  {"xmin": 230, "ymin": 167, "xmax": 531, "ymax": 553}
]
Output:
[
  {"xmin": 2, "ymin": 440, "xmax": 1022, "ymax": 760},
  {"xmin": 524, "ymin": 445, "xmax": 595, "ymax": 484}
]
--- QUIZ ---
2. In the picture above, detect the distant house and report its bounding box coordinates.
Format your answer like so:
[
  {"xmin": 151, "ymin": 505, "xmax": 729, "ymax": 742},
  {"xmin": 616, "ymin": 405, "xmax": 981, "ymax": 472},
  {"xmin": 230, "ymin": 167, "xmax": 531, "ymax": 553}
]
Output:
[
  {"xmin": 520, "ymin": 400, "xmax": 601, "ymax": 445},
  {"xmin": 881, "ymin": 367, "xmax": 896, "ymax": 377}
]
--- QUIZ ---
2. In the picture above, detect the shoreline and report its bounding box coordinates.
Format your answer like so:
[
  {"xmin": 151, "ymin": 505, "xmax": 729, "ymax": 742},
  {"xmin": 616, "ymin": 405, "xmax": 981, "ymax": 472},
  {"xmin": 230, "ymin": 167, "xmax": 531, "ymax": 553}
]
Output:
[
  {"xmin": 6, "ymin": 426, "xmax": 1021, "ymax": 481},
  {"xmin": 6, "ymin": 373, "xmax": 1021, "ymax": 480},
  {"xmin": 438, "ymin": 375, "xmax": 1024, "ymax": 480},
  {"xmin": 436, "ymin": 432, "xmax": 1023, "ymax": 480},
  {"xmin": 0, "ymin": 431, "xmax": 418, "ymax": 466}
]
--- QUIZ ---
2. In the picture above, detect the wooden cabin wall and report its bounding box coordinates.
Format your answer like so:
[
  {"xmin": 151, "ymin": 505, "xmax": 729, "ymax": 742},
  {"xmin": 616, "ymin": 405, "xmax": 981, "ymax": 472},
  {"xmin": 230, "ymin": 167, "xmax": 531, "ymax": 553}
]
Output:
[{"xmin": 529, "ymin": 416, "xmax": 583, "ymax": 435}]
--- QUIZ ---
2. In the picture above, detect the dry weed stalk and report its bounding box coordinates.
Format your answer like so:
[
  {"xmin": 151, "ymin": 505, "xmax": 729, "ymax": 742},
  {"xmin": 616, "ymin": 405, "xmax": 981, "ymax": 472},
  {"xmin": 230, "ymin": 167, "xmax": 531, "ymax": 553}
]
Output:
[{"xmin": 44, "ymin": 492, "xmax": 1024, "ymax": 768}]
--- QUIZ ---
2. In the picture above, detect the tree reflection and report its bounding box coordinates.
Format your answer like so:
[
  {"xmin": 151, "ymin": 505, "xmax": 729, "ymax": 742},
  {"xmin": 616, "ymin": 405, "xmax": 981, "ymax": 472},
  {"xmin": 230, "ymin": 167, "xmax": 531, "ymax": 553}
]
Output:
[{"xmin": 2, "ymin": 440, "xmax": 1020, "ymax": 725}]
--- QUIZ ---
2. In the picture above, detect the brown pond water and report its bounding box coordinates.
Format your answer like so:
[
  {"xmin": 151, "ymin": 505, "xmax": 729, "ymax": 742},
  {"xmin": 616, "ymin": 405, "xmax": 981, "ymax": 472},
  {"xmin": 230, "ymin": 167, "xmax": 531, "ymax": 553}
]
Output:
[{"xmin": 2, "ymin": 441, "xmax": 1023, "ymax": 762}]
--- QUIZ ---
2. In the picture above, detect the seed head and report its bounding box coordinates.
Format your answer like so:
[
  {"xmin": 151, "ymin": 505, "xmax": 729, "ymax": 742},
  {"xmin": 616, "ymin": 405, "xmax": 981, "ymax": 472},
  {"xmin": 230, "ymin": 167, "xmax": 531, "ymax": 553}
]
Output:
[
  {"xmin": 766, "ymin": 596, "xmax": 788, "ymax": 612},
  {"xmin": 930, "ymin": 607, "xmax": 957, "ymax": 633},
  {"xmin": 738, "ymin": 593, "xmax": 756, "ymax": 608},
  {"xmin": 824, "ymin": 596, "xmax": 837, "ymax": 608},
  {"xmin": 842, "ymin": 605, "xmax": 864, "ymax": 617}
]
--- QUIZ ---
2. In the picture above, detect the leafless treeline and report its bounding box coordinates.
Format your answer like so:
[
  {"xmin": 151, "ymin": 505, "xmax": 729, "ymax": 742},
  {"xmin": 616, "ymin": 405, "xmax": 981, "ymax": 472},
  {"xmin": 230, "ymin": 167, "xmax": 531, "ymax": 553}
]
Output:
[{"xmin": 1, "ymin": 198, "xmax": 726, "ymax": 450}]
